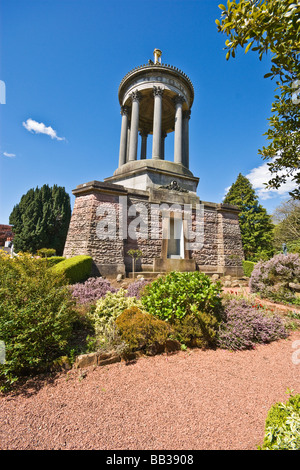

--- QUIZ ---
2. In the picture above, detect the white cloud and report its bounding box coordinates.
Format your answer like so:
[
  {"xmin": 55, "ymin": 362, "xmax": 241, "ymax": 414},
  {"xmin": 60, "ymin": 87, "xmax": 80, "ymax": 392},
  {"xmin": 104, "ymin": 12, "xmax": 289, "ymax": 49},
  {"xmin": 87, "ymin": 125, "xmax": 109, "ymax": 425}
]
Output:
[
  {"xmin": 246, "ymin": 160, "xmax": 297, "ymax": 200},
  {"xmin": 22, "ymin": 118, "xmax": 65, "ymax": 141},
  {"xmin": 3, "ymin": 152, "xmax": 16, "ymax": 158}
]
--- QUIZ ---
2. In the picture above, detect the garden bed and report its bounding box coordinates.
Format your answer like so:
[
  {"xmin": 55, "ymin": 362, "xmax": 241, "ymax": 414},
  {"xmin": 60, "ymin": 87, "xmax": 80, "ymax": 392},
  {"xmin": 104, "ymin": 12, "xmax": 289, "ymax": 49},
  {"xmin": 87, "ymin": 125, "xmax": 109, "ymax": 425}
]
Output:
[{"xmin": 1, "ymin": 330, "xmax": 299, "ymax": 450}]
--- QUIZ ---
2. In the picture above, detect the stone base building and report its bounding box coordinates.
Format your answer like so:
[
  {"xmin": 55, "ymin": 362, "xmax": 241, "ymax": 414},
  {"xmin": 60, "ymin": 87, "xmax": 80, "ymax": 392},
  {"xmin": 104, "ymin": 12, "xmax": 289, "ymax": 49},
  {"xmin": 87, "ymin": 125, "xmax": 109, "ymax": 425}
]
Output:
[{"xmin": 63, "ymin": 50, "xmax": 244, "ymax": 278}]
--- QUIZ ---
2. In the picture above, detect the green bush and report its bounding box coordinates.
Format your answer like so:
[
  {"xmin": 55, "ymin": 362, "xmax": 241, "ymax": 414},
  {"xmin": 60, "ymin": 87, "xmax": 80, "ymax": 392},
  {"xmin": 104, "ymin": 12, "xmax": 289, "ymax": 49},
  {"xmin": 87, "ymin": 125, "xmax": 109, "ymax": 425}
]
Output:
[
  {"xmin": 260, "ymin": 393, "xmax": 300, "ymax": 450},
  {"xmin": 0, "ymin": 252, "xmax": 76, "ymax": 390},
  {"xmin": 242, "ymin": 260, "xmax": 255, "ymax": 277},
  {"xmin": 50, "ymin": 255, "xmax": 92, "ymax": 284},
  {"xmin": 141, "ymin": 271, "xmax": 222, "ymax": 323},
  {"xmin": 37, "ymin": 248, "xmax": 56, "ymax": 258},
  {"xmin": 287, "ymin": 240, "xmax": 300, "ymax": 255},
  {"xmin": 45, "ymin": 256, "xmax": 66, "ymax": 268},
  {"xmin": 173, "ymin": 308, "xmax": 221, "ymax": 349},
  {"xmin": 89, "ymin": 289, "xmax": 142, "ymax": 349},
  {"xmin": 115, "ymin": 306, "xmax": 172, "ymax": 352}
]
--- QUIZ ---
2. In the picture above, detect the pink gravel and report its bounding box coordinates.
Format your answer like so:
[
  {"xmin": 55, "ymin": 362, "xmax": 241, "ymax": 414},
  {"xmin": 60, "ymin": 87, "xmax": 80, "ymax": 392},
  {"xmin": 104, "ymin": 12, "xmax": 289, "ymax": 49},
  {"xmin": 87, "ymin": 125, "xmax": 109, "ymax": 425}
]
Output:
[{"xmin": 1, "ymin": 331, "xmax": 300, "ymax": 451}]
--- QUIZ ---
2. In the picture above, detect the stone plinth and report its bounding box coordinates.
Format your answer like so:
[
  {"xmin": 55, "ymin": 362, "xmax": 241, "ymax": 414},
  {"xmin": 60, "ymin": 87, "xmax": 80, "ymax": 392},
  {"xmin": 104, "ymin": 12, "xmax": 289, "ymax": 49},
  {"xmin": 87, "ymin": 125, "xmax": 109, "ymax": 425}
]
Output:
[
  {"xmin": 63, "ymin": 180, "xmax": 244, "ymax": 278},
  {"xmin": 105, "ymin": 159, "xmax": 199, "ymax": 193}
]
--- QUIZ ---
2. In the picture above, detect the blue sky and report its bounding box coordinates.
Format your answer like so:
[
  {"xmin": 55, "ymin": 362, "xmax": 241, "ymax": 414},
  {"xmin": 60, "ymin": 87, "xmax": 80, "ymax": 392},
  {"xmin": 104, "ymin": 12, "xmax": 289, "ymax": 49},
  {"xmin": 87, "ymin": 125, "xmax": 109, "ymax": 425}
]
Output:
[{"xmin": 0, "ymin": 0, "xmax": 296, "ymax": 225}]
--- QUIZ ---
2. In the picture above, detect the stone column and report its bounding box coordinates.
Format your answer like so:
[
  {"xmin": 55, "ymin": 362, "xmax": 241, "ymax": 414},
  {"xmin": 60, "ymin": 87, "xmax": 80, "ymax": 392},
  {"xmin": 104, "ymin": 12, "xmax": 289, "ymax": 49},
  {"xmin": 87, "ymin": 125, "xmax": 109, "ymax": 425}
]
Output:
[
  {"xmin": 118, "ymin": 105, "xmax": 129, "ymax": 167},
  {"xmin": 128, "ymin": 91, "xmax": 142, "ymax": 162},
  {"xmin": 182, "ymin": 110, "xmax": 191, "ymax": 169},
  {"xmin": 126, "ymin": 124, "xmax": 131, "ymax": 162},
  {"xmin": 152, "ymin": 86, "xmax": 164, "ymax": 160},
  {"xmin": 160, "ymin": 131, "xmax": 167, "ymax": 160},
  {"xmin": 173, "ymin": 95, "xmax": 185, "ymax": 165},
  {"xmin": 140, "ymin": 130, "xmax": 148, "ymax": 159}
]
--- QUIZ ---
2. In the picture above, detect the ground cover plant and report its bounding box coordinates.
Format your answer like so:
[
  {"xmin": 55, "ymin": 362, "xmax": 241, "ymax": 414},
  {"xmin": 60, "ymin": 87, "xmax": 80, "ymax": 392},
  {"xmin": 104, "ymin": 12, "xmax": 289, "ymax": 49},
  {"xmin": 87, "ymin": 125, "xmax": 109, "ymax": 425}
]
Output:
[
  {"xmin": 88, "ymin": 289, "xmax": 143, "ymax": 351},
  {"xmin": 260, "ymin": 392, "xmax": 300, "ymax": 450},
  {"xmin": 70, "ymin": 276, "xmax": 117, "ymax": 305},
  {"xmin": 249, "ymin": 253, "xmax": 300, "ymax": 304},
  {"xmin": 125, "ymin": 279, "xmax": 149, "ymax": 299},
  {"xmin": 217, "ymin": 297, "xmax": 288, "ymax": 351},
  {"xmin": 0, "ymin": 252, "xmax": 77, "ymax": 391}
]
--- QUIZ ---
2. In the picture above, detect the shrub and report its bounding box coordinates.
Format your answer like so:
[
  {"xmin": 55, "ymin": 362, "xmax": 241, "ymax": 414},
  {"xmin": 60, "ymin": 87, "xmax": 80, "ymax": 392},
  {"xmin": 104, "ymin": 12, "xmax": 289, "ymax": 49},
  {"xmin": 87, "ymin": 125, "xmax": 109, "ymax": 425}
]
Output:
[
  {"xmin": 37, "ymin": 248, "xmax": 56, "ymax": 258},
  {"xmin": 243, "ymin": 260, "xmax": 255, "ymax": 277},
  {"xmin": 89, "ymin": 289, "xmax": 142, "ymax": 348},
  {"xmin": 115, "ymin": 306, "xmax": 172, "ymax": 352},
  {"xmin": 173, "ymin": 307, "xmax": 221, "ymax": 349},
  {"xmin": 45, "ymin": 256, "xmax": 66, "ymax": 268},
  {"xmin": 217, "ymin": 298, "xmax": 288, "ymax": 351},
  {"xmin": 287, "ymin": 240, "xmax": 300, "ymax": 255},
  {"xmin": 260, "ymin": 393, "xmax": 300, "ymax": 450},
  {"xmin": 70, "ymin": 276, "xmax": 117, "ymax": 305},
  {"xmin": 141, "ymin": 271, "xmax": 222, "ymax": 323},
  {"xmin": 50, "ymin": 255, "xmax": 93, "ymax": 284},
  {"xmin": 0, "ymin": 252, "xmax": 76, "ymax": 390},
  {"xmin": 249, "ymin": 253, "xmax": 300, "ymax": 303},
  {"xmin": 125, "ymin": 279, "xmax": 149, "ymax": 299}
]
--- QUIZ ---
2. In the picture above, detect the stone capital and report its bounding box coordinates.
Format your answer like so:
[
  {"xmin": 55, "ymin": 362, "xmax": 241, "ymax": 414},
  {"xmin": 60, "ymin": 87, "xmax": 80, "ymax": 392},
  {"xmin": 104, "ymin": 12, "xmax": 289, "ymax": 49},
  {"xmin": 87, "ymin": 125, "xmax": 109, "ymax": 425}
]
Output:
[
  {"xmin": 173, "ymin": 94, "xmax": 185, "ymax": 106},
  {"xmin": 183, "ymin": 109, "xmax": 191, "ymax": 120},
  {"xmin": 130, "ymin": 90, "xmax": 142, "ymax": 103},
  {"xmin": 139, "ymin": 130, "xmax": 148, "ymax": 138},
  {"xmin": 120, "ymin": 105, "xmax": 129, "ymax": 116},
  {"xmin": 153, "ymin": 86, "xmax": 164, "ymax": 97}
]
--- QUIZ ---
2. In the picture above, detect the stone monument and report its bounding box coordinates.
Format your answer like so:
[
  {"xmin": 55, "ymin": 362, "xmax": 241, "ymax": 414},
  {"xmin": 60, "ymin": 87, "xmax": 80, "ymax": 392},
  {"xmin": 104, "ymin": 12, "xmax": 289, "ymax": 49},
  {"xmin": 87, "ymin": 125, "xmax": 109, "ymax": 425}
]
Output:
[{"xmin": 63, "ymin": 49, "xmax": 244, "ymax": 278}]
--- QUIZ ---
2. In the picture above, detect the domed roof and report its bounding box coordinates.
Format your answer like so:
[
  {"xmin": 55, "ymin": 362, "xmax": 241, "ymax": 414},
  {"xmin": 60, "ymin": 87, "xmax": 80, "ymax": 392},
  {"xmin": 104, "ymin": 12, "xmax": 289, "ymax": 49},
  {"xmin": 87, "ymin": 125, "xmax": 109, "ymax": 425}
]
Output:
[{"xmin": 118, "ymin": 51, "xmax": 194, "ymax": 109}]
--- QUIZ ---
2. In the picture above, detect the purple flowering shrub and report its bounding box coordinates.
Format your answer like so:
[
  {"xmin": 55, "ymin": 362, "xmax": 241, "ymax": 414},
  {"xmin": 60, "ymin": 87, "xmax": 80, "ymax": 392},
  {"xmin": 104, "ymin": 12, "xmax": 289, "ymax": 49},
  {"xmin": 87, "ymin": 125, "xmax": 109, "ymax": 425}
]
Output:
[
  {"xmin": 70, "ymin": 277, "xmax": 117, "ymax": 305},
  {"xmin": 217, "ymin": 298, "xmax": 288, "ymax": 351},
  {"xmin": 125, "ymin": 279, "xmax": 149, "ymax": 299},
  {"xmin": 249, "ymin": 253, "xmax": 300, "ymax": 303}
]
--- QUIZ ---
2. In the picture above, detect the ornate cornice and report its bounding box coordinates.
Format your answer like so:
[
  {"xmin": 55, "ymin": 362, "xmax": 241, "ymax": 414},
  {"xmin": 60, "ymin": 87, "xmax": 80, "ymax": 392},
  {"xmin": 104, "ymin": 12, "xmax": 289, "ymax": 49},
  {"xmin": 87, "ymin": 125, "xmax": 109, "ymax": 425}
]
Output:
[{"xmin": 118, "ymin": 63, "xmax": 194, "ymax": 105}]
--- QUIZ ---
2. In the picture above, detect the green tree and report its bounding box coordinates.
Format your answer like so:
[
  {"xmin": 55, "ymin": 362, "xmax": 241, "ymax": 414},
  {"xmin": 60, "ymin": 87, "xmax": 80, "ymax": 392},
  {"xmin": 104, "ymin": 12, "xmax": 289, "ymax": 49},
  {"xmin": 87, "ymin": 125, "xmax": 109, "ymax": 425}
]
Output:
[
  {"xmin": 224, "ymin": 173, "xmax": 274, "ymax": 260},
  {"xmin": 272, "ymin": 199, "xmax": 300, "ymax": 252},
  {"xmin": 216, "ymin": 0, "xmax": 300, "ymax": 199},
  {"xmin": 9, "ymin": 184, "xmax": 71, "ymax": 255}
]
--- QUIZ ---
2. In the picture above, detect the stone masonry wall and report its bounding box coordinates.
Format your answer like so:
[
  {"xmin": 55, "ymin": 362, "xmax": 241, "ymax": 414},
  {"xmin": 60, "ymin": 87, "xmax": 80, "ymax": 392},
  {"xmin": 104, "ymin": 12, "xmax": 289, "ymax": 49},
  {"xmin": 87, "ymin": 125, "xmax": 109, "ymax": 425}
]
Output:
[
  {"xmin": 63, "ymin": 183, "xmax": 244, "ymax": 277},
  {"xmin": 124, "ymin": 197, "xmax": 162, "ymax": 272},
  {"xmin": 191, "ymin": 207, "xmax": 219, "ymax": 269}
]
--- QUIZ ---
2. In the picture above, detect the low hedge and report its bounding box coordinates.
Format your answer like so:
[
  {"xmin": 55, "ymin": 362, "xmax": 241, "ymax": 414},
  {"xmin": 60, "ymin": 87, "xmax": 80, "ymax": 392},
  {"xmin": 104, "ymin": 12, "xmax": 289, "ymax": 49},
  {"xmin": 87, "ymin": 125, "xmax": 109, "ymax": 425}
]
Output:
[
  {"xmin": 45, "ymin": 256, "xmax": 66, "ymax": 268},
  {"xmin": 37, "ymin": 248, "xmax": 56, "ymax": 258},
  {"xmin": 50, "ymin": 255, "xmax": 93, "ymax": 284},
  {"xmin": 242, "ymin": 260, "xmax": 255, "ymax": 277}
]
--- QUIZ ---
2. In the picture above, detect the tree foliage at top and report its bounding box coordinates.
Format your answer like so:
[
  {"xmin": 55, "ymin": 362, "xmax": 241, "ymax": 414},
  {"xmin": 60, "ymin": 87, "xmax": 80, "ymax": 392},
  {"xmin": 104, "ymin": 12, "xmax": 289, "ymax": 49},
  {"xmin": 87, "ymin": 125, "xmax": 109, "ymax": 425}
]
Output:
[
  {"xmin": 224, "ymin": 173, "xmax": 274, "ymax": 260},
  {"xmin": 9, "ymin": 184, "xmax": 71, "ymax": 255},
  {"xmin": 216, "ymin": 0, "xmax": 300, "ymax": 199}
]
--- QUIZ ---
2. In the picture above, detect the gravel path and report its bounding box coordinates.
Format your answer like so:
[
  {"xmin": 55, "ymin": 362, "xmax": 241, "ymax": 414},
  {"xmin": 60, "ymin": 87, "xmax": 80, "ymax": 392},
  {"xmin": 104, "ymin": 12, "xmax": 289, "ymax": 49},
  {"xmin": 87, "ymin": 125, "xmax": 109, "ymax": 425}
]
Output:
[{"xmin": 1, "ymin": 330, "xmax": 300, "ymax": 450}]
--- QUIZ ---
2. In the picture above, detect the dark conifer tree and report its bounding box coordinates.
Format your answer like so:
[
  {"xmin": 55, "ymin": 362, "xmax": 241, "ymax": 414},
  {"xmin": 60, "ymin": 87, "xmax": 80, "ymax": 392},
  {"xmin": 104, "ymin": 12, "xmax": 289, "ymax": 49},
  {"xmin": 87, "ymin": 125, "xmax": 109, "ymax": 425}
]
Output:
[
  {"xmin": 9, "ymin": 184, "xmax": 71, "ymax": 255},
  {"xmin": 224, "ymin": 173, "xmax": 274, "ymax": 260}
]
